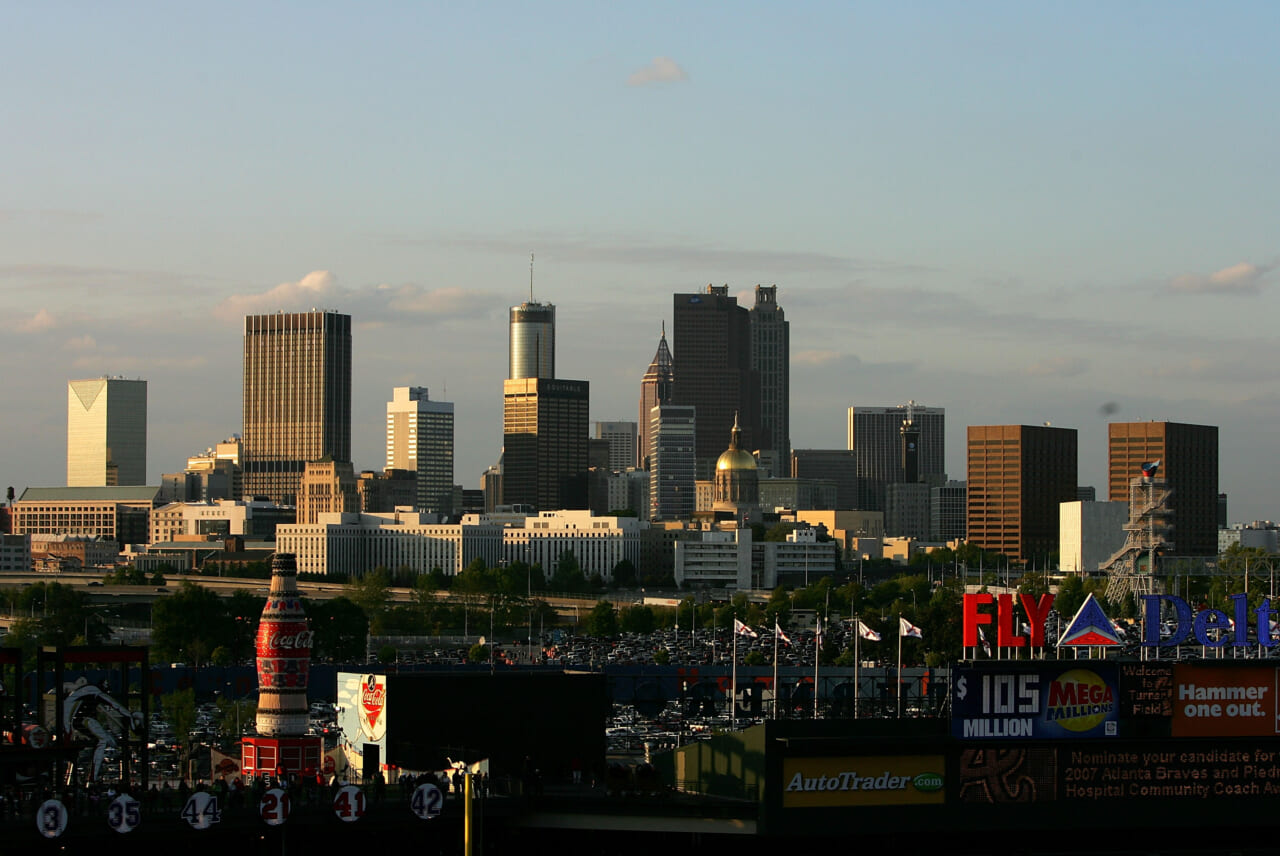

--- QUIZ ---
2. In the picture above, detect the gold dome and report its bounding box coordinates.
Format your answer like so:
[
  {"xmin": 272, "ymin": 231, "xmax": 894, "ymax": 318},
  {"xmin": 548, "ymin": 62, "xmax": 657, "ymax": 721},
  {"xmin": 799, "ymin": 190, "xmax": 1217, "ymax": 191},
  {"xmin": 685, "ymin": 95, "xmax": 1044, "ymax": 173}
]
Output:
[{"xmin": 716, "ymin": 448, "xmax": 757, "ymax": 471}]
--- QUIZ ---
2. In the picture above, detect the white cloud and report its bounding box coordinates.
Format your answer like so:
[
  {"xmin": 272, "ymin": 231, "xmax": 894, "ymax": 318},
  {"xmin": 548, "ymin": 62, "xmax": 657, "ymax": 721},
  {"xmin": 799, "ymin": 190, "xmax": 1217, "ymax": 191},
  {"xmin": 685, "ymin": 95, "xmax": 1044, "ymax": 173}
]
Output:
[
  {"xmin": 214, "ymin": 270, "xmax": 342, "ymax": 320},
  {"xmin": 64, "ymin": 335, "xmax": 96, "ymax": 351},
  {"xmin": 17, "ymin": 309, "xmax": 56, "ymax": 333},
  {"xmin": 793, "ymin": 349, "xmax": 847, "ymax": 367},
  {"xmin": 1168, "ymin": 261, "xmax": 1269, "ymax": 295},
  {"xmin": 627, "ymin": 56, "xmax": 688, "ymax": 86}
]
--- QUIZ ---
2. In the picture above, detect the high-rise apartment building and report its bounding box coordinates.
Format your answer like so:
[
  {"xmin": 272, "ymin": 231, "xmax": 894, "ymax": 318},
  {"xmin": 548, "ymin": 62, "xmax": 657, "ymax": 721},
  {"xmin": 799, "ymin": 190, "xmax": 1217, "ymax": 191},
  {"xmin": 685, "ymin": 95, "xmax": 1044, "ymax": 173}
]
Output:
[
  {"xmin": 1107, "ymin": 421, "xmax": 1219, "ymax": 556},
  {"xmin": 386, "ymin": 387, "xmax": 454, "ymax": 513},
  {"xmin": 637, "ymin": 327, "xmax": 673, "ymax": 470},
  {"xmin": 502, "ymin": 378, "xmax": 589, "ymax": 511},
  {"xmin": 242, "ymin": 311, "xmax": 351, "ymax": 505},
  {"xmin": 672, "ymin": 285, "xmax": 760, "ymax": 478},
  {"xmin": 648, "ymin": 404, "xmax": 696, "ymax": 521},
  {"xmin": 67, "ymin": 377, "xmax": 148, "ymax": 486},
  {"xmin": 847, "ymin": 403, "xmax": 945, "ymax": 511},
  {"xmin": 509, "ymin": 301, "xmax": 555, "ymax": 380},
  {"xmin": 966, "ymin": 425, "xmax": 1077, "ymax": 562},
  {"xmin": 750, "ymin": 285, "xmax": 789, "ymax": 457},
  {"xmin": 595, "ymin": 421, "xmax": 637, "ymax": 472}
]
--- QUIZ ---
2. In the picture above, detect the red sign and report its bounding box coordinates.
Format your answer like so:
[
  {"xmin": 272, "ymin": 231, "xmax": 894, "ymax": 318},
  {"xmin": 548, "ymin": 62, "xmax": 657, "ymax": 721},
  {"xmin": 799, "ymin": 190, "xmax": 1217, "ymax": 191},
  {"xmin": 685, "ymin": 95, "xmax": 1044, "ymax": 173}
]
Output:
[{"xmin": 963, "ymin": 592, "xmax": 1055, "ymax": 649}]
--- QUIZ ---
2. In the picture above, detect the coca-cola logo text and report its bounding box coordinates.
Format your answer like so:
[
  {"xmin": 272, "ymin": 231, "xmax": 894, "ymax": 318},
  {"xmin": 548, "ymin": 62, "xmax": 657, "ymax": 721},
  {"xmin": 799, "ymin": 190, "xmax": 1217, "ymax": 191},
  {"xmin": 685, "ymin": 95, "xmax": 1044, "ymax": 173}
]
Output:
[{"xmin": 260, "ymin": 630, "xmax": 315, "ymax": 651}]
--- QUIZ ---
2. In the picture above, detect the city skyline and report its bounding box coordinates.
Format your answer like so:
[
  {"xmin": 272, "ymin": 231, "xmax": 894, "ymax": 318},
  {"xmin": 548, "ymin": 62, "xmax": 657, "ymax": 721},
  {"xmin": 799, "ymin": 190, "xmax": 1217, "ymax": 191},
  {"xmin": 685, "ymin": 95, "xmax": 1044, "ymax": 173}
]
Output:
[{"xmin": 2, "ymin": 4, "xmax": 1278, "ymax": 522}]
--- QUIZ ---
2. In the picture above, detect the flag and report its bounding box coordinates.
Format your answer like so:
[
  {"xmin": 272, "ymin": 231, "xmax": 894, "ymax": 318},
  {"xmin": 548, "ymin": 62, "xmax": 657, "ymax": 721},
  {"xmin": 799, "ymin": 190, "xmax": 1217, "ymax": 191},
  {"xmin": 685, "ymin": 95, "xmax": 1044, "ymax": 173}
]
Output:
[
  {"xmin": 734, "ymin": 618, "xmax": 758, "ymax": 638},
  {"xmin": 979, "ymin": 627, "xmax": 991, "ymax": 656},
  {"xmin": 857, "ymin": 621, "xmax": 881, "ymax": 642},
  {"xmin": 815, "ymin": 617, "xmax": 823, "ymax": 644},
  {"xmin": 899, "ymin": 617, "xmax": 923, "ymax": 639},
  {"xmin": 774, "ymin": 622, "xmax": 791, "ymax": 645}
]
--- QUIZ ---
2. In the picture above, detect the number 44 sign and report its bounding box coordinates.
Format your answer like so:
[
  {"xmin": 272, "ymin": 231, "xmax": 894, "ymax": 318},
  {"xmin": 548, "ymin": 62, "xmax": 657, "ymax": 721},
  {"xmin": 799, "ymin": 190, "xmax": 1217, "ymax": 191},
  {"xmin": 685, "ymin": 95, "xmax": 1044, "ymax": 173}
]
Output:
[
  {"xmin": 181, "ymin": 792, "xmax": 222, "ymax": 830},
  {"xmin": 411, "ymin": 783, "xmax": 443, "ymax": 820}
]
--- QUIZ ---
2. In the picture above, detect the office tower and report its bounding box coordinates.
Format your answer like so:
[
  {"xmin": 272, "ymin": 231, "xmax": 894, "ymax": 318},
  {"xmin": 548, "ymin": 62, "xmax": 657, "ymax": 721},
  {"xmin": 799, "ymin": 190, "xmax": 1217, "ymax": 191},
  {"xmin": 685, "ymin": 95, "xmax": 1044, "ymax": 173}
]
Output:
[
  {"xmin": 672, "ymin": 285, "xmax": 761, "ymax": 478},
  {"xmin": 386, "ymin": 387, "xmax": 455, "ymax": 513},
  {"xmin": 847, "ymin": 403, "xmax": 945, "ymax": 511},
  {"xmin": 297, "ymin": 460, "xmax": 360, "ymax": 525},
  {"xmin": 648, "ymin": 404, "xmax": 696, "ymax": 521},
  {"xmin": 931, "ymin": 480, "xmax": 967, "ymax": 542},
  {"xmin": 1107, "ymin": 421, "xmax": 1219, "ymax": 556},
  {"xmin": 637, "ymin": 327, "xmax": 673, "ymax": 470},
  {"xmin": 242, "ymin": 311, "xmax": 351, "ymax": 505},
  {"xmin": 67, "ymin": 377, "xmax": 147, "ymax": 486},
  {"xmin": 502, "ymin": 378, "xmax": 590, "ymax": 511},
  {"xmin": 595, "ymin": 421, "xmax": 637, "ymax": 472},
  {"xmin": 790, "ymin": 450, "xmax": 858, "ymax": 509},
  {"xmin": 967, "ymin": 425, "xmax": 1077, "ymax": 562},
  {"xmin": 509, "ymin": 301, "xmax": 555, "ymax": 379},
  {"xmin": 750, "ymin": 284, "xmax": 789, "ymax": 457}
]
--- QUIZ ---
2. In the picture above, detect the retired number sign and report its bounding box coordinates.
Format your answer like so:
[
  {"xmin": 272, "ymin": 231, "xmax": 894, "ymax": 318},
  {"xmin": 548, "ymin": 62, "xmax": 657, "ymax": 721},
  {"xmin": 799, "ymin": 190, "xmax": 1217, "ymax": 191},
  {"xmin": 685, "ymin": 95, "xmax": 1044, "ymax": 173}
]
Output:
[
  {"xmin": 410, "ymin": 782, "xmax": 443, "ymax": 820},
  {"xmin": 259, "ymin": 787, "xmax": 291, "ymax": 826},
  {"xmin": 108, "ymin": 794, "xmax": 142, "ymax": 833},
  {"xmin": 333, "ymin": 785, "xmax": 366, "ymax": 822}
]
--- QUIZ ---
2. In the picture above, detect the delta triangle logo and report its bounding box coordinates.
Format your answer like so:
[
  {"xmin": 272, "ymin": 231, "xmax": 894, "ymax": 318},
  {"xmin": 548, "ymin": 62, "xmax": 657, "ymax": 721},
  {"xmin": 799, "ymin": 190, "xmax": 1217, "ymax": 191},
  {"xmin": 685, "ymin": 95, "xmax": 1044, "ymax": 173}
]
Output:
[{"xmin": 1059, "ymin": 593, "xmax": 1124, "ymax": 647}]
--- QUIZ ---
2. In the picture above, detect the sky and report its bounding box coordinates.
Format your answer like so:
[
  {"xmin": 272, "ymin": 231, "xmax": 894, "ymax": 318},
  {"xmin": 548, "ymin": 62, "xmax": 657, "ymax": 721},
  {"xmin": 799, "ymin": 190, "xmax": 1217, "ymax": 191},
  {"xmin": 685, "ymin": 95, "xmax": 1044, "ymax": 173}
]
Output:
[{"xmin": 2, "ymin": 2, "xmax": 1278, "ymax": 523}]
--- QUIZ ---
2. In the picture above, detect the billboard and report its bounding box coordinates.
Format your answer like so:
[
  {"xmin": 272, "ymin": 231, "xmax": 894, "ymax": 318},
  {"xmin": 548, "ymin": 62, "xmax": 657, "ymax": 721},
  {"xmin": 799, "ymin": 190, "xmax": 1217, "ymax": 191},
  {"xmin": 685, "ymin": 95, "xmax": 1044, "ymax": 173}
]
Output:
[
  {"xmin": 952, "ymin": 664, "xmax": 1119, "ymax": 740},
  {"xmin": 781, "ymin": 756, "xmax": 945, "ymax": 808},
  {"xmin": 337, "ymin": 672, "xmax": 388, "ymax": 772},
  {"xmin": 1170, "ymin": 665, "xmax": 1280, "ymax": 738}
]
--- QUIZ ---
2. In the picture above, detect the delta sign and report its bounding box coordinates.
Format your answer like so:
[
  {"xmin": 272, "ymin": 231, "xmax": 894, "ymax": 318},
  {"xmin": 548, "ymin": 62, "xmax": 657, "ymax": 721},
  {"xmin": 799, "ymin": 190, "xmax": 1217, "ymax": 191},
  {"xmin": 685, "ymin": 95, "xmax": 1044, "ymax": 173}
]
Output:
[{"xmin": 963, "ymin": 591, "xmax": 1280, "ymax": 651}]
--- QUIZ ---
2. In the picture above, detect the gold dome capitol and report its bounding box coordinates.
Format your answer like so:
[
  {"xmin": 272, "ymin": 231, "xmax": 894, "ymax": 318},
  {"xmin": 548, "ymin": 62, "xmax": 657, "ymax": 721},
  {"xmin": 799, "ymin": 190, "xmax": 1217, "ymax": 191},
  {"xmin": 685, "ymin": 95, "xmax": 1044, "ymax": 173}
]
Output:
[{"xmin": 716, "ymin": 413, "xmax": 757, "ymax": 471}]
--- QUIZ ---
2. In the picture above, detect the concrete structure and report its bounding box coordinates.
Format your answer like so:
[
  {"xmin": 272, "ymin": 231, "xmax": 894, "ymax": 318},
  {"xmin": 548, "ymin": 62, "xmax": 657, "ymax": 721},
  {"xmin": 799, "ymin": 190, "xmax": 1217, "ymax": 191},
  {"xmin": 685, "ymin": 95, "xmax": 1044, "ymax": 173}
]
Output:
[
  {"xmin": 1219, "ymin": 522, "xmax": 1280, "ymax": 554},
  {"xmin": 13, "ymin": 486, "xmax": 161, "ymax": 547},
  {"xmin": 1059, "ymin": 500, "xmax": 1129, "ymax": 572},
  {"xmin": 930, "ymin": 480, "xmax": 967, "ymax": 542},
  {"xmin": 847, "ymin": 403, "xmax": 945, "ymax": 512},
  {"xmin": 502, "ymin": 378, "xmax": 590, "ymax": 512},
  {"xmin": 967, "ymin": 425, "xmax": 1077, "ymax": 563},
  {"xmin": 674, "ymin": 528, "xmax": 753, "ymax": 589},
  {"xmin": 297, "ymin": 460, "xmax": 360, "ymax": 525},
  {"xmin": 791, "ymin": 450, "xmax": 858, "ymax": 510},
  {"xmin": 791, "ymin": 509, "xmax": 886, "ymax": 564},
  {"xmin": 502, "ymin": 510, "xmax": 644, "ymax": 584},
  {"xmin": 387, "ymin": 387, "xmax": 454, "ymax": 513},
  {"xmin": 0, "ymin": 534, "xmax": 32, "ymax": 573},
  {"xmin": 648, "ymin": 404, "xmax": 696, "ymax": 521},
  {"xmin": 509, "ymin": 300, "xmax": 555, "ymax": 380},
  {"xmin": 276, "ymin": 511, "xmax": 503, "ymax": 577},
  {"xmin": 67, "ymin": 377, "xmax": 147, "ymax": 486},
  {"xmin": 31, "ymin": 534, "xmax": 118, "ymax": 571},
  {"xmin": 148, "ymin": 499, "xmax": 290, "ymax": 543},
  {"xmin": 759, "ymin": 478, "xmax": 838, "ymax": 512},
  {"xmin": 242, "ymin": 311, "xmax": 352, "ymax": 504},
  {"xmin": 595, "ymin": 421, "xmax": 637, "ymax": 473},
  {"xmin": 885, "ymin": 482, "xmax": 931, "ymax": 539},
  {"xmin": 357, "ymin": 468, "xmax": 417, "ymax": 513},
  {"xmin": 637, "ymin": 327, "xmax": 674, "ymax": 471},
  {"xmin": 174, "ymin": 436, "xmax": 243, "ymax": 501},
  {"xmin": 762, "ymin": 528, "xmax": 836, "ymax": 587},
  {"xmin": 672, "ymin": 285, "xmax": 761, "ymax": 478},
  {"xmin": 749, "ymin": 284, "xmax": 789, "ymax": 457},
  {"xmin": 607, "ymin": 469, "xmax": 649, "ymax": 519},
  {"xmin": 1107, "ymin": 421, "xmax": 1219, "ymax": 556}
]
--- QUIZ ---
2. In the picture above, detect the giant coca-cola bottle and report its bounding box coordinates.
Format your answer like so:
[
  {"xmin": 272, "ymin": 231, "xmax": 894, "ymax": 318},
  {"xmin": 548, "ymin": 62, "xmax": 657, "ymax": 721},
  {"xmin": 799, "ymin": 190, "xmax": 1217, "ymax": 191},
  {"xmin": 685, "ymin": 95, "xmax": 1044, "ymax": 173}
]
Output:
[{"xmin": 255, "ymin": 553, "xmax": 314, "ymax": 737}]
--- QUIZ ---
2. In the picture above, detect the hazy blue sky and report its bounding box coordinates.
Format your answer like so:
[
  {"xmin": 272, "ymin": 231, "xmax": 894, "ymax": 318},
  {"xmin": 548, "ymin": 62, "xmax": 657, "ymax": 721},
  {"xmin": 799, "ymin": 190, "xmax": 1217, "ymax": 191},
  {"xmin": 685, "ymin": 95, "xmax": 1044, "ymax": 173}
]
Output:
[{"xmin": 3, "ymin": 2, "xmax": 1277, "ymax": 522}]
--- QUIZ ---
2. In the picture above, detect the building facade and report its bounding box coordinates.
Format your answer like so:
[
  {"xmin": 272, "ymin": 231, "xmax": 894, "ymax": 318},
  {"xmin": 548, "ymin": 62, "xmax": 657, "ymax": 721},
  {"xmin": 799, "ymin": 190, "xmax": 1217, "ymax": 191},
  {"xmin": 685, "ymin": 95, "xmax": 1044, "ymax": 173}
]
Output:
[
  {"xmin": 930, "ymin": 480, "xmax": 967, "ymax": 542},
  {"xmin": 297, "ymin": 460, "xmax": 360, "ymax": 525},
  {"xmin": 791, "ymin": 450, "xmax": 858, "ymax": 510},
  {"xmin": 386, "ymin": 387, "xmax": 454, "ymax": 513},
  {"xmin": 242, "ymin": 311, "xmax": 352, "ymax": 504},
  {"xmin": 637, "ymin": 328, "xmax": 673, "ymax": 470},
  {"xmin": 750, "ymin": 285, "xmax": 789, "ymax": 458},
  {"xmin": 846, "ymin": 403, "xmax": 945, "ymax": 512},
  {"xmin": 595, "ymin": 421, "xmax": 637, "ymax": 473},
  {"xmin": 13, "ymin": 486, "xmax": 160, "ymax": 547},
  {"xmin": 648, "ymin": 404, "xmax": 696, "ymax": 521},
  {"xmin": 966, "ymin": 425, "xmax": 1077, "ymax": 563},
  {"xmin": 1059, "ymin": 500, "xmax": 1129, "ymax": 573},
  {"xmin": 672, "ymin": 286, "xmax": 761, "ymax": 477},
  {"xmin": 1107, "ymin": 421, "xmax": 1219, "ymax": 556},
  {"xmin": 509, "ymin": 301, "xmax": 555, "ymax": 380},
  {"xmin": 67, "ymin": 377, "xmax": 147, "ymax": 486},
  {"xmin": 502, "ymin": 378, "xmax": 590, "ymax": 512}
]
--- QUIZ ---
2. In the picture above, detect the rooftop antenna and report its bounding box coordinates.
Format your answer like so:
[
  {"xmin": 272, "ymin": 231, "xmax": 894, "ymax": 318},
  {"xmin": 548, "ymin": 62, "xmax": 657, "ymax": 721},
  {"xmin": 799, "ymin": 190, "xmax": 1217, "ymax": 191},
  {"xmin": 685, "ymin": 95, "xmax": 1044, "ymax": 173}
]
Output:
[{"xmin": 530, "ymin": 252, "xmax": 535, "ymax": 303}]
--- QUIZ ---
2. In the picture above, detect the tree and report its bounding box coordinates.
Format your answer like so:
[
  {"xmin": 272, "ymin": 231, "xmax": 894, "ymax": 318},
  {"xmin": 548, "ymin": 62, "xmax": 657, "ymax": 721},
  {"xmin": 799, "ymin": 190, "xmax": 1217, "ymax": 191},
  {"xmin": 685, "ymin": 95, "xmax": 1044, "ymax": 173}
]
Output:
[
  {"xmin": 308, "ymin": 597, "xmax": 369, "ymax": 662},
  {"xmin": 151, "ymin": 581, "xmax": 232, "ymax": 665},
  {"xmin": 347, "ymin": 567, "xmax": 392, "ymax": 632},
  {"xmin": 744, "ymin": 650, "xmax": 766, "ymax": 666},
  {"xmin": 160, "ymin": 687, "xmax": 197, "ymax": 769},
  {"xmin": 584, "ymin": 601, "xmax": 619, "ymax": 638},
  {"xmin": 551, "ymin": 551, "xmax": 586, "ymax": 592},
  {"xmin": 376, "ymin": 645, "xmax": 397, "ymax": 664},
  {"xmin": 611, "ymin": 559, "xmax": 638, "ymax": 588},
  {"xmin": 468, "ymin": 643, "xmax": 490, "ymax": 663},
  {"xmin": 764, "ymin": 523, "xmax": 794, "ymax": 542},
  {"xmin": 620, "ymin": 604, "xmax": 656, "ymax": 634}
]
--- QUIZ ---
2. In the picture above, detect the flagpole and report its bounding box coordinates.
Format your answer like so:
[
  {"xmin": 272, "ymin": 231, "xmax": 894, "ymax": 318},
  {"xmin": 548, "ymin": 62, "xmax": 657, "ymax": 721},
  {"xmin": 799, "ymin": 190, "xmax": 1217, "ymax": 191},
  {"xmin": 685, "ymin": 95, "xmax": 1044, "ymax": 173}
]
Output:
[
  {"xmin": 731, "ymin": 613, "xmax": 738, "ymax": 725},
  {"xmin": 854, "ymin": 614, "xmax": 861, "ymax": 719},
  {"xmin": 772, "ymin": 623, "xmax": 779, "ymax": 720},
  {"xmin": 813, "ymin": 615, "xmax": 820, "ymax": 719},
  {"xmin": 897, "ymin": 614, "xmax": 903, "ymax": 719}
]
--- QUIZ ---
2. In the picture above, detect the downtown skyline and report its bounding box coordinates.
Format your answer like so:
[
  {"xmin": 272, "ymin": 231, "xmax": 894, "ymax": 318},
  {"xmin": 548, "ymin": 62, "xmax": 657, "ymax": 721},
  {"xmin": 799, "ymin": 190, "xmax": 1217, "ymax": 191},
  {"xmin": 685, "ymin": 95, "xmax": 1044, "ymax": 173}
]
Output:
[{"xmin": 2, "ymin": 3, "xmax": 1277, "ymax": 522}]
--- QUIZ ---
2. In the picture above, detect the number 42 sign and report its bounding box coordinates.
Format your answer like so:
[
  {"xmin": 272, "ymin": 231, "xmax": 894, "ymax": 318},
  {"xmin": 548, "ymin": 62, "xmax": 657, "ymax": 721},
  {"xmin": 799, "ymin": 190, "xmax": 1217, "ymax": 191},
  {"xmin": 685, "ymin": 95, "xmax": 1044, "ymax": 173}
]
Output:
[{"xmin": 410, "ymin": 782, "xmax": 443, "ymax": 820}]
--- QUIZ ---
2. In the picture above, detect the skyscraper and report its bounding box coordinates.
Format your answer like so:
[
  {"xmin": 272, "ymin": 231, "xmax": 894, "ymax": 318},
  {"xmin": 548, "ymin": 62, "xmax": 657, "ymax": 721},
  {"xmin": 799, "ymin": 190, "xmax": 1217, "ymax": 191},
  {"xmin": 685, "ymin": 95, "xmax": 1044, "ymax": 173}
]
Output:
[
  {"xmin": 387, "ymin": 387, "xmax": 455, "ymax": 513},
  {"xmin": 67, "ymin": 377, "xmax": 148, "ymax": 486},
  {"xmin": 967, "ymin": 424, "xmax": 1077, "ymax": 562},
  {"xmin": 847, "ymin": 403, "xmax": 945, "ymax": 511},
  {"xmin": 595, "ymin": 421, "xmax": 637, "ymax": 472},
  {"xmin": 637, "ymin": 327, "xmax": 673, "ymax": 470},
  {"xmin": 242, "ymin": 311, "xmax": 351, "ymax": 504},
  {"xmin": 750, "ymin": 284, "xmax": 789, "ymax": 457},
  {"xmin": 502, "ymin": 378, "xmax": 589, "ymax": 511},
  {"xmin": 672, "ymin": 285, "xmax": 760, "ymax": 478},
  {"xmin": 1107, "ymin": 421, "xmax": 1218, "ymax": 556},
  {"xmin": 648, "ymin": 404, "xmax": 696, "ymax": 521},
  {"xmin": 509, "ymin": 301, "xmax": 555, "ymax": 380}
]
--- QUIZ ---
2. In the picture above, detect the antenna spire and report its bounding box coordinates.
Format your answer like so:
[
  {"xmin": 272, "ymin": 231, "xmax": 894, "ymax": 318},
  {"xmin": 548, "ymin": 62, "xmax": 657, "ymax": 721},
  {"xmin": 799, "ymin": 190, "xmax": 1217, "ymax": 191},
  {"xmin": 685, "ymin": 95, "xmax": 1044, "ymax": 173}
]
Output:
[{"xmin": 530, "ymin": 252, "xmax": 535, "ymax": 302}]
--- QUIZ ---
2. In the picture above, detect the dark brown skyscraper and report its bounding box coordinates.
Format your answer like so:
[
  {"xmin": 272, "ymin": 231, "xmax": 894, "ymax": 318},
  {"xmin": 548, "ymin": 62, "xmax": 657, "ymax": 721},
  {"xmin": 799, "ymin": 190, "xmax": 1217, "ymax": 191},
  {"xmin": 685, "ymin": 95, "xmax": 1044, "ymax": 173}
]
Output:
[
  {"xmin": 502, "ymin": 378, "xmax": 589, "ymax": 511},
  {"xmin": 671, "ymin": 285, "xmax": 760, "ymax": 478},
  {"xmin": 750, "ymin": 284, "xmax": 789, "ymax": 457},
  {"xmin": 242, "ymin": 311, "xmax": 351, "ymax": 504},
  {"xmin": 1108, "ymin": 421, "xmax": 1218, "ymax": 556},
  {"xmin": 637, "ymin": 326, "xmax": 673, "ymax": 470},
  {"xmin": 967, "ymin": 424, "xmax": 1077, "ymax": 563}
]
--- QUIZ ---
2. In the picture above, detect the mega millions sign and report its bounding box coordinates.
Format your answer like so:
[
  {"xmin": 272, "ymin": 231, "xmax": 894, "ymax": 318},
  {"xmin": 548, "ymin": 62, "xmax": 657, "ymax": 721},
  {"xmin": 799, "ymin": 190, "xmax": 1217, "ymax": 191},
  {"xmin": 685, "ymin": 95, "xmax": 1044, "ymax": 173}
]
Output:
[
  {"xmin": 952, "ymin": 664, "xmax": 1120, "ymax": 739},
  {"xmin": 964, "ymin": 592, "xmax": 1280, "ymax": 651}
]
